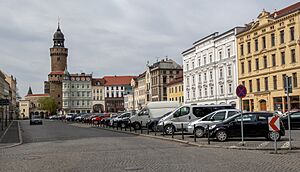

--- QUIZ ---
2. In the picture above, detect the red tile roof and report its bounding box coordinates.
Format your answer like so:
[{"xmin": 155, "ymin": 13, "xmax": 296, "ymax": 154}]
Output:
[
  {"xmin": 92, "ymin": 78, "xmax": 106, "ymax": 86},
  {"xmin": 49, "ymin": 71, "xmax": 64, "ymax": 75},
  {"xmin": 271, "ymin": 2, "xmax": 300, "ymax": 18},
  {"xmin": 103, "ymin": 76, "xmax": 135, "ymax": 86},
  {"xmin": 26, "ymin": 94, "xmax": 50, "ymax": 97}
]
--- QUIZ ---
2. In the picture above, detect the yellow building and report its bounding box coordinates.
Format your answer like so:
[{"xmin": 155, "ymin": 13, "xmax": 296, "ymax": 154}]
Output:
[
  {"xmin": 237, "ymin": 2, "xmax": 300, "ymax": 112},
  {"xmin": 167, "ymin": 73, "xmax": 184, "ymax": 104}
]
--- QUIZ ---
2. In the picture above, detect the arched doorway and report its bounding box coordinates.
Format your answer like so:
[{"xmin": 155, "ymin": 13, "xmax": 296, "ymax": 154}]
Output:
[{"xmin": 259, "ymin": 100, "xmax": 267, "ymax": 111}]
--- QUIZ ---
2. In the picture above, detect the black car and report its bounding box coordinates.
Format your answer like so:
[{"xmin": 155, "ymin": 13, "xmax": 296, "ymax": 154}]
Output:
[
  {"xmin": 210, "ymin": 112, "xmax": 285, "ymax": 142},
  {"xmin": 281, "ymin": 111, "xmax": 300, "ymax": 129},
  {"xmin": 146, "ymin": 111, "xmax": 172, "ymax": 131}
]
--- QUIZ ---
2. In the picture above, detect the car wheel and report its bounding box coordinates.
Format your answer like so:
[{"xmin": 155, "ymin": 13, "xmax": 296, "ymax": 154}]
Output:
[
  {"xmin": 216, "ymin": 130, "xmax": 227, "ymax": 142},
  {"xmin": 268, "ymin": 131, "xmax": 281, "ymax": 141},
  {"xmin": 164, "ymin": 125, "xmax": 174, "ymax": 135},
  {"xmin": 133, "ymin": 122, "xmax": 141, "ymax": 130},
  {"xmin": 194, "ymin": 127, "xmax": 204, "ymax": 138}
]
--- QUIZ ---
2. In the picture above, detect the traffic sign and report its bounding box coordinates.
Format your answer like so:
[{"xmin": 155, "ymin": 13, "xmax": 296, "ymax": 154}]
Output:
[
  {"xmin": 0, "ymin": 99, "xmax": 9, "ymax": 106},
  {"xmin": 236, "ymin": 85, "xmax": 247, "ymax": 98},
  {"xmin": 268, "ymin": 116, "xmax": 280, "ymax": 132}
]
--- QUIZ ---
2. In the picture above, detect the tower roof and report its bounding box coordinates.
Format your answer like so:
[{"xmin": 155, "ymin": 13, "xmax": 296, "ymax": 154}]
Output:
[
  {"xmin": 53, "ymin": 24, "xmax": 64, "ymax": 41},
  {"xmin": 27, "ymin": 86, "xmax": 33, "ymax": 95}
]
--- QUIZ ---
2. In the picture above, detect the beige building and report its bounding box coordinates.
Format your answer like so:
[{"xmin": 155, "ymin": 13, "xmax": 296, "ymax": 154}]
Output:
[
  {"xmin": 0, "ymin": 70, "xmax": 10, "ymax": 122},
  {"xmin": 237, "ymin": 2, "xmax": 300, "ymax": 112},
  {"xmin": 92, "ymin": 78, "xmax": 105, "ymax": 113},
  {"xmin": 4, "ymin": 73, "xmax": 17, "ymax": 119}
]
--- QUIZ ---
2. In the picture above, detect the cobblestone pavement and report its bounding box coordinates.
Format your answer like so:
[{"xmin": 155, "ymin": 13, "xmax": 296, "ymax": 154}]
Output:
[{"xmin": 1, "ymin": 120, "xmax": 300, "ymax": 172}]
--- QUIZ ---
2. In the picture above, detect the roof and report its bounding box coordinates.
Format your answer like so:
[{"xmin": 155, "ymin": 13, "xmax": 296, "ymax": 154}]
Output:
[
  {"xmin": 26, "ymin": 94, "xmax": 50, "ymax": 97},
  {"xmin": 238, "ymin": 2, "xmax": 300, "ymax": 35},
  {"xmin": 167, "ymin": 71, "xmax": 183, "ymax": 86},
  {"xmin": 149, "ymin": 58, "xmax": 182, "ymax": 70},
  {"xmin": 92, "ymin": 78, "xmax": 105, "ymax": 86},
  {"xmin": 49, "ymin": 71, "xmax": 64, "ymax": 75},
  {"xmin": 103, "ymin": 76, "xmax": 135, "ymax": 86}
]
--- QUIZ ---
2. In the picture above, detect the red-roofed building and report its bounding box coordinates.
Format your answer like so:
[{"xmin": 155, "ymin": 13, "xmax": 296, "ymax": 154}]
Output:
[{"xmin": 103, "ymin": 75, "xmax": 135, "ymax": 112}]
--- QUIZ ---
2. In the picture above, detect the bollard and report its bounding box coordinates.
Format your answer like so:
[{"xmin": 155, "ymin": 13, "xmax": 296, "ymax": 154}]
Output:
[
  {"xmin": 162, "ymin": 122, "xmax": 165, "ymax": 137},
  {"xmin": 154, "ymin": 125, "xmax": 157, "ymax": 136},
  {"xmin": 134, "ymin": 123, "xmax": 137, "ymax": 133},
  {"xmin": 207, "ymin": 125, "xmax": 210, "ymax": 145},
  {"xmin": 181, "ymin": 123, "xmax": 184, "ymax": 140},
  {"xmin": 125, "ymin": 123, "xmax": 127, "ymax": 131},
  {"xmin": 147, "ymin": 123, "xmax": 149, "ymax": 135},
  {"xmin": 117, "ymin": 123, "xmax": 119, "ymax": 130},
  {"xmin": 194, "ymin": 124, "xmax": 196, "ymax": 142},
  {"xmin": 172, "ymin": 124, "xmax": 174, "ymax": 139},
  {"xmin": 140, "ymin": 121, "xmax": 143, "ymax": 134},
  {"xmin": 129, "ymin": 120, "xmax": 132, "ymax": 132}
]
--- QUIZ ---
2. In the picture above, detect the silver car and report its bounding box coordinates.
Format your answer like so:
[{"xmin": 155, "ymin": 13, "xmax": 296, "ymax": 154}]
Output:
[{"xmin": 187, "ymin": 109, "xmax": 240, "ymax": 137}]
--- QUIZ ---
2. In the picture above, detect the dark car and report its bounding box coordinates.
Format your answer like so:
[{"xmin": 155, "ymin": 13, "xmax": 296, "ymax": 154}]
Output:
[
  {"xmin": 281, "ymin": 111, "xmax": 300, "ymax": 129},
  {"xmin": 210, "ymin": 112, "xmax": 285, "ymax": 142},
  {"xmin": 146, "ymin": 111, "xmax": 172, "ymax": 131},
  {"xmin": 30, "ymin": 115, "xmax": 43, "ymax": 125}
]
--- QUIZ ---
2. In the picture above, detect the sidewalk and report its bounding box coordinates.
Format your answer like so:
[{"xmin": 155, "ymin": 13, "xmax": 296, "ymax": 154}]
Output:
[{"xmin": 0, "ymin": 121, "xmax": 22, "ymax": 148}]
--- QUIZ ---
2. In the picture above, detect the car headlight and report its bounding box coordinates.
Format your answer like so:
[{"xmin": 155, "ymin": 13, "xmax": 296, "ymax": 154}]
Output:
[{"xmin": 209, "ymin": 125, "xmax": 216, "ymax": 130}]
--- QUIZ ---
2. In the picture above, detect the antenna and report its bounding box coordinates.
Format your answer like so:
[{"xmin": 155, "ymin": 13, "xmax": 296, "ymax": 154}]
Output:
[{"xmin": 57, "ymin": 16, "xmax": 61, "ymax": 29}]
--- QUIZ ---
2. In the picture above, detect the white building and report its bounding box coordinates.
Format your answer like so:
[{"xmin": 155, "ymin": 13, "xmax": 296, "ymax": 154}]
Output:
[
  {"xmin": 62, "ymin": 71, "xmax": 93, "ymax": 114},
  {"xmin": 182, "ymin": 27, "xmax": 245, "ymax": 108}
]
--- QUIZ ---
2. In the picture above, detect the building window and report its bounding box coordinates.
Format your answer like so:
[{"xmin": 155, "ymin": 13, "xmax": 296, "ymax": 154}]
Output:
[
  {"xmin": 290, "ymin": 27, "xmax": 295, "ymax": 41},
  {"xmin": 280, "ymin": 30, "xmax": 284, "ymax": 44},
  {"xmin": 219, "ymin": 68, "xmax": 223, "ymax": 78},
  {"xmin": 256, "ymin": 79, "xmax": 260, "ymax": 92},
  {"xmin": 255, "ymin": 58, "xmax": 259, "ymax": 70},
  {"xmin": 192, "ymin": 61, "xmax": 194, "ymax": 69},
  {"xmin": 248, "ymin": 60, "xmax": 251, "ymax": 72},
  {"xmin": 227, "ymin": 48, "xmax": 231, "ymax": 57},
  {"xmin": 282, "ymin": 74, "xmax": 286, "ymax": 89},
  {"xmin": 265, "ymin": 77, "xmax": 269, "ymax": 91},
  {"xmin": 204, "ymin": 87, "xmax": 207, "ymax": 96},
  {"xmin": 247, "ymin": 42, "xmax": 251, "ymax": 54},
  {"xmin": 271, "ymin": 33, "xmax": 275, "ymax": 47},
  {"xmin": 291, "ymin": 49, "xmax": 296, "ymax": 63},
  {"xmin": 199, "ymin": 74, "xmax": 201, "ymax": 83},
  {"xmin": 209, "ymin": 55, "xmax": 212, "ymax": 63},
  {"xmin": 192, "ymin": 90, "xmax": 196, "ymax": 99},
  {"xmin": 228, "ymin": 83, "xmax": 232, "ymax": 93},
  {"xmin": 219, "ymin": 51, "xmax": 222, "ymax": 60},
  {"xmin": 209, "ymin": 71, "xmax": 213, "ymax": 80},
  {"xmin": 186, "ymin": 63, "xmax": 189, "ymax": 71},
  {"xmin": 204, "ymin": 56, "xmax": 207, "ymax": 64},
  {"xmin": 293, "ymin": 73, "xmax": 298, "ymax": 88},
  {"xmin": 198, "ymin": 58, "xmax": 201, "ymax": 66},
  {"xmin": 242, "ymin": 81, "xmax": 245, "ymax": 86},
  {"xmin": 240, "ymin": 44, "xmax": 244, "ymax": 56},
  {"xmin": 228, "ymin": 65, "xmax": 232, "ymax": 76},
  {"xmin": 263, "ymin": 56, "xmax": 267, "ymax": 69},
  {"xmin": 192, "ymin": 75, "xmax": 195, "ymax": 85},
  {"xmin": 272, "ymin": 54, "xmax": 276, "ymax": 66},
  {"xmin": 241, "ymin": 62, "xmax": 245, "ymax": 74},
  {"xmin": 220, "ymin": 85, "xmax": 224, "ymax": 95},
  {"xmin": 249, "ymin": 80, "xmax": 253, "ymax": 93},
  {"xmin": 199, "ymin": 88, "xmax": 202, "ymax": 97},
  {"xmin": 255, "ymin": 39, "xmax": 258, "ymax": 51},
  {"xmin": 210, "ymin": 86, "xmax": 214, "ymax": 96},
  {"xmin": 273, "ymin": 76, "xmax": 277, "ymax": 90},
  {"xmin": 281, "ymin": 51, "xmax": 285, "ymax": 65},
  {"xmin": 262, "ymin": 36, "xmax": 266, "ymax": 49},
  {"xmin": 204, "ymin": 73, "xmax": 207, "ymax": 81}
]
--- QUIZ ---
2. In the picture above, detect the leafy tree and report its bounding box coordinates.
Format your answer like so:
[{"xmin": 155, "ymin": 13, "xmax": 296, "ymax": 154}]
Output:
[{"xmin": 38, "ymin": 97, "xmax": 57, "ymax": 115}]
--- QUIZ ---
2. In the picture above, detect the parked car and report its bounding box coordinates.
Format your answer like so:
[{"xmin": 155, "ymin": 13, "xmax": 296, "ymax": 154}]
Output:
[
  {"xmin": 49, "ymin": 115, "xmax": 59, "ymax": 120},
  {"xmin": 102, "ymin": 114, "xmax": 119, "ymax": 126},
  {"xmin": 130, "ymin": 101, "xmax": 180, "ymax": 130},
  {"xmin": 30, "ymin": 115, "xmax": 43, "ymax": 125},
  {"xmin": 281, "ymin": 110, "xmax": 300, "ymax": 129},
  {"xmin": 75, "ymin": 114, "xmax": 89, "ymax": 122},
  {"xmin": 146, "ymin": 111, "xmax": 173, "ymax": 131},
  {"xmin": 209, "ymin": 112, "xmax": 285, "ymax": 142},
  {"xmin": 91, "ymin": 113, "xmax": 110, "ymax": 124},
  {"xmin": 187, "ymin": 109, "xmax": 240, "ymax": 137},
  {"xmin": 111, "ymin": 112, "xmax": 132, "ymax": 127},
  {"xmin": 157, "ymin": 104, "xmax": 235, "ymax": 134},
  {"xmin": 65, "ymin": 113, "xmax": 75, "ymax": 121}
]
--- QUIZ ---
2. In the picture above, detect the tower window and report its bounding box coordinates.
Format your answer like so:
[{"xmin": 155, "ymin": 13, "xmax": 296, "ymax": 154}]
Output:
[{"xmin": 57, "ymin": 57, "xmax": 60, "ymax": 61}]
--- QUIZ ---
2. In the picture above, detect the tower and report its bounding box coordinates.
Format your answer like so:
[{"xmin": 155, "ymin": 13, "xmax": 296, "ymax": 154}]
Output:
[{"xmin": 47, "ymin": 23, "xmax": 68, "ymax": 111}]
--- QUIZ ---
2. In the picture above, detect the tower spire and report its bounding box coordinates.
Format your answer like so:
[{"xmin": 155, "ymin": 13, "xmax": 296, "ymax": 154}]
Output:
[
  {"xmin": 27, "ymin": 86, "xmax": 33, "ymax": 95},
  {"xmin": 57, "ymin": 16, "xmax": 61, "ymax": 31}
]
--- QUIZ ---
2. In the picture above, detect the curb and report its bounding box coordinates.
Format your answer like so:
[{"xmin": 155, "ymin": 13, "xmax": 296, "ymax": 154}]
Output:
[
  {"xmin": 91, "ymin": 125, "xmax": 300, "ymax": 151},
  {"xmin": 0, "ymin": 121, "xmax": 23, "ymax": 149}
]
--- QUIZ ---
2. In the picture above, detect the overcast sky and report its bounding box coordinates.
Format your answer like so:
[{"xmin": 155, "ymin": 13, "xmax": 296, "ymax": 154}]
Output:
[{"xmin": 0, "ymin": 0, "xmax": 298, "ymax": 97}]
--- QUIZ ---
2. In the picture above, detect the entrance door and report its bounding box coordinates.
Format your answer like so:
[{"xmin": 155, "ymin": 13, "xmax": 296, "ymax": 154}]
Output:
[{"xmin": 260, "ymin": 100, "xmax": 267, "ymax": 111}]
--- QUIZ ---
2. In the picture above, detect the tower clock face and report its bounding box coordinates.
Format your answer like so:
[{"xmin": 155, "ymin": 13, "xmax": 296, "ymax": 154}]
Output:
[{"xmin": 86, "ymin": 77, "xmax": 90, "ymax": 81}]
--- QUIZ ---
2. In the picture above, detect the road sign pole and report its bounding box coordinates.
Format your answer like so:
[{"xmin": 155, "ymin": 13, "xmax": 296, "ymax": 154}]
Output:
[
  {"xmin": 286, "ymin": 76, "xmax": 292, "ymax": 150},
  {"xmin": 274, "ymin": 134, "xmax": 277, "ymax": 154},
  {"xmin": 240, "ymin": 97, "xmax": 244, "ymax": 146}
]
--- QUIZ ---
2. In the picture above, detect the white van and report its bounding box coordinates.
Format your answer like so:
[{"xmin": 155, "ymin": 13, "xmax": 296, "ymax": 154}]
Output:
[
  {"xmin": 157, "ymin": 104, "xmax": 235, "ymax": 134},
  {"xmin": 130, "ymin": 101, "xmax": 180, "ymax": 130}
]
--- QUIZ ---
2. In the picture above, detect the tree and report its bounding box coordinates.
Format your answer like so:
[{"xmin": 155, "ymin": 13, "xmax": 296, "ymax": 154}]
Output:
[{"xmin": 38, "ymin": 97, "xmax": 57, "ymax": 115}]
